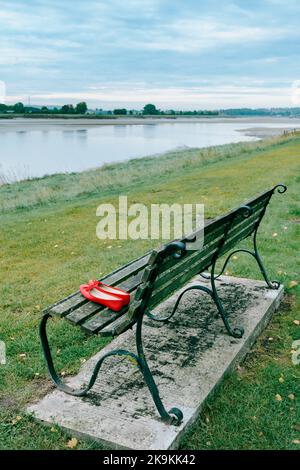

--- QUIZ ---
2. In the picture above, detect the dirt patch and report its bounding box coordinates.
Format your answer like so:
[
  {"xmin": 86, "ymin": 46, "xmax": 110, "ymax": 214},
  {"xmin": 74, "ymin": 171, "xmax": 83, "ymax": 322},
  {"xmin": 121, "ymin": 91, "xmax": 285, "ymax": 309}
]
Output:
[
  {"xmin": 0, "ymin": 395, "xmax": 17, "ymax": 410},
  {"xmin": 27, "ymin": 378, "xmax": 55, "ymax": 404},
  {"xmin": 277, "ymin": 293, "xmax": 296, "ymax": 314}
]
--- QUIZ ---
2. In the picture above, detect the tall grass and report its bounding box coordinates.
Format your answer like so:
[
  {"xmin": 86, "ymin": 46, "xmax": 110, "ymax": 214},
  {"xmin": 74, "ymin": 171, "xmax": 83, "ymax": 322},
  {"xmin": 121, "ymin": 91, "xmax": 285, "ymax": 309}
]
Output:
[{"xmin": 0, "ymin": 134, "xmax": 297, "ymax": 212}]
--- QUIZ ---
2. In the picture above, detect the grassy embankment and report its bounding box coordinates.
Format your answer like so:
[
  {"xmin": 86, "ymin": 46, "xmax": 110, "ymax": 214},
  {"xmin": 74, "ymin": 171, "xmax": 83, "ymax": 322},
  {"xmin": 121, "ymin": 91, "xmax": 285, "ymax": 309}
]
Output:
[{"xmin": 0, "ymin": 133, "xmax": 299, "ymax": 449}]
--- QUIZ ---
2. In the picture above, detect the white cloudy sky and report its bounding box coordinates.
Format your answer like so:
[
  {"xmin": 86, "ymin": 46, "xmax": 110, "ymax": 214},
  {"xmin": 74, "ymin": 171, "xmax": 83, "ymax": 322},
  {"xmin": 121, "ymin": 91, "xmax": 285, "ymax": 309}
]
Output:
[{"xmin": 0, "ymin": 0, "xmax": 300, "ymax": 109}]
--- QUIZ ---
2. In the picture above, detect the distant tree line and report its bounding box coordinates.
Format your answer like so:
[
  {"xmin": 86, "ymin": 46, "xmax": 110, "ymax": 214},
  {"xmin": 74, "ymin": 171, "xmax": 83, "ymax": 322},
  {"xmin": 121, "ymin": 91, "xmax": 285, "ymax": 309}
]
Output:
[
  {"xmin": 0, "ymin": 101, "xmax": 88, "ymax": 115},
  {"xmin": 1, "ymin": 101, "xmax": 299, "ymax": 117},
  {"xmin": 219, "ymin": 107, "xmax": 300, "ymax": 117}
]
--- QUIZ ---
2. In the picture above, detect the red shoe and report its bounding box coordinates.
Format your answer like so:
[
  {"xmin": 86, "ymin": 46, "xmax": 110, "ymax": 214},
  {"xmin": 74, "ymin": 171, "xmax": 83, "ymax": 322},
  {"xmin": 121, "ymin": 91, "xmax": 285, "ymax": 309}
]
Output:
[
  {"xmin": 80, "ymin": 280, "xmax": 126, "ymax": 312},
  {"xmin": 93, "ymin": 281, "xmax": 130, "ymax": 305}
]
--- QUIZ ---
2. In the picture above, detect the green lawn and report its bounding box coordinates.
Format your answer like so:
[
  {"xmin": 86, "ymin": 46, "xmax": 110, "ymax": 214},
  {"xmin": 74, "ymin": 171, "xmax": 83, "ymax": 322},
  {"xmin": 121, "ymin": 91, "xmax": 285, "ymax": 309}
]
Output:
[{"xmin": 0, "ymin": 134, "xmax": 299, "ymax": 450}]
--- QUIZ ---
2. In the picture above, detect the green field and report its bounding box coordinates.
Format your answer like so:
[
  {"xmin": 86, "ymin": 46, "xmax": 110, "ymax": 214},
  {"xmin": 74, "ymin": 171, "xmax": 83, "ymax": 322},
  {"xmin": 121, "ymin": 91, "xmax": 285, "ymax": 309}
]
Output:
[{"xmin": 0, "ymin": 133, "xmax": 299, "ymax": 450}]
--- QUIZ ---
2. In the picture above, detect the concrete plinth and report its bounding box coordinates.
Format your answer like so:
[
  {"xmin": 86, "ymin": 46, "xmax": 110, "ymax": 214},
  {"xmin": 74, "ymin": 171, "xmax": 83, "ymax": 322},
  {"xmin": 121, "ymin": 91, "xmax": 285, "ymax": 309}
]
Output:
[{"xmin": 27, "ymin": 275, "xmax": 283, "ymax": 450}]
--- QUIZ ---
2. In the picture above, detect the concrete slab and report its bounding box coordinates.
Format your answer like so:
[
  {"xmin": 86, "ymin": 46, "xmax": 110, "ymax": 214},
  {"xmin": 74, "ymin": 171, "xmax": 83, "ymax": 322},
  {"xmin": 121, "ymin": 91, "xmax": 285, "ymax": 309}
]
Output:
[{"xmin": 27, "ymin": 275, "xmax": 283, "ymax": 450}]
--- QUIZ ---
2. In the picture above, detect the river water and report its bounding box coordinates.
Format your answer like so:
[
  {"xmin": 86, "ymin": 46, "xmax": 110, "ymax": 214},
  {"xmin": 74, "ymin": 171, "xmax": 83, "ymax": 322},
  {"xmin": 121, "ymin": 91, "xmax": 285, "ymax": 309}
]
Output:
[{"xmin": 0, "ymin": 119, "xmax": 299, "ymax": 183}]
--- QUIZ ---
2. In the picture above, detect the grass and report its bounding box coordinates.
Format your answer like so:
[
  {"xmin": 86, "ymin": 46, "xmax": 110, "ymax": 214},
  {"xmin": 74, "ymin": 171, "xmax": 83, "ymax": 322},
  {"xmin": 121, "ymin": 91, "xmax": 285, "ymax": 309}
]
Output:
[{"xmin": 0, "ymin": 133, "xmax": 299, "ymax": 450}]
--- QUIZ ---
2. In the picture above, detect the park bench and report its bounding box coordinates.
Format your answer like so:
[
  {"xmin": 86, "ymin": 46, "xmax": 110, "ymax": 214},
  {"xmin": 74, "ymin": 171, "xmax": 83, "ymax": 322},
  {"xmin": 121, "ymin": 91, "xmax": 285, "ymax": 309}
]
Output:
[{"xmin": 40, "ymin": 183, "xmax": 287, "ymax": 425}]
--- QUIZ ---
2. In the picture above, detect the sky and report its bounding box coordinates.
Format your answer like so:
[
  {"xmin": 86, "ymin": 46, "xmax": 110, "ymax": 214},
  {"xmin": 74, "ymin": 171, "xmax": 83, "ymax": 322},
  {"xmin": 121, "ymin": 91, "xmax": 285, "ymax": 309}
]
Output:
[{"xmin": 0, "ymin": 0, "xmax": 300, "ymax": 109}]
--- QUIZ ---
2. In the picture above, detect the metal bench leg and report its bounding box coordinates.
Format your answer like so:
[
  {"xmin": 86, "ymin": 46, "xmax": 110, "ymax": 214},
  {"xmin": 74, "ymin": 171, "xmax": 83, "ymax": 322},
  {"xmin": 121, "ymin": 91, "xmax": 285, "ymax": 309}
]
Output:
[
  {"xmin": 135, "ymin": 312, "xmax": 183, "ymax": 425},
  {"xmin": 200, "ymin": 230, "xmax": 280, "ymax": 290},
  {"xmin": 40, "ymin": 312, "xmax": 183, "ymax": 425},
  {"xmin": 40, "ymin": 313, "xmax": 142, "ymax": 397},
  {"xmin": 252, "ymin": 228, "xmax": 280, "ymax": 289},
  {"xmin": 166, "ymin": 284, "xmax": 244, "ymax": 339}
]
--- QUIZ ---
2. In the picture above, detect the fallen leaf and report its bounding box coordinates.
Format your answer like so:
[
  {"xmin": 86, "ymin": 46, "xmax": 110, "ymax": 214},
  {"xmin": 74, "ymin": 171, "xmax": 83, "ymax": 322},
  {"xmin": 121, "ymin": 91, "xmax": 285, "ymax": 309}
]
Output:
[
  {"xmin": 54, "ymin": 244, "xmax": 59, "ymax": 248},
  {"xmin": 272, "ymin": 232, "xmax": 278, "ymax": 237},
  {"xmin": 19, "ymin": 353, "xmax": 26, "ymax": 359},
  {"xmin": 293, "ymin": 424, "xmax": 300, "ymax": 432},
  {"xmin": 288, "ymin": 394, "xmax": 295, "ymax": 401},
  {"xmin": 279, "ymin": 377, "xmax": 284, "ymax": 383},
  {"xmin": 293, "ymin": 320, "xmax": 300, "ymax": 326},
  {"xmin": 292, "ymin": 439, "xmax": 300, "ymax": 445},
  {"xmin": 275, "ymin": 394, "xmax": 283, "ymax": 402},
  {"xmin": 268, "ymin": 337, "xmax": 274, "ymax": 342},
  {"xmin": 66, "ymin": 437, "xmax": 78, "ymax": 449},
  {"xmin": 289, "ymin": 281, "xmax": 298, "ymax": 289},
  {"xmin": 50, "ymin": 427, "xmax": 58, "ymax": 433},
  {"xmin": 232, "ymin": 255, "xmax": 238, "ymax": 260},
  {"xmin": 12, "ymin": 415, "xmax": 22, "ymax": 425}
]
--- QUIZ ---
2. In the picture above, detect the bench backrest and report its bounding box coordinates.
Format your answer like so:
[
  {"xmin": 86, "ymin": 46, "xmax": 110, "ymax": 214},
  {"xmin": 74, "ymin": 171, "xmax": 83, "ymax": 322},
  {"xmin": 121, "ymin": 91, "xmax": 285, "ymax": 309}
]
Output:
[{"xmin": 126, "ymin": 187, "xmax": 275, "ymax": 322}]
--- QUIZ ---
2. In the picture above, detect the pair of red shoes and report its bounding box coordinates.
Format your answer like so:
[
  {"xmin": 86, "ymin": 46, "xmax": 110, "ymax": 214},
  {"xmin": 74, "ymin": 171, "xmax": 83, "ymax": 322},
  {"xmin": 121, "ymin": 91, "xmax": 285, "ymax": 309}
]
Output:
[{"xmin": 80, "ymin": 280, "xmax": 130, "ymax": 312}]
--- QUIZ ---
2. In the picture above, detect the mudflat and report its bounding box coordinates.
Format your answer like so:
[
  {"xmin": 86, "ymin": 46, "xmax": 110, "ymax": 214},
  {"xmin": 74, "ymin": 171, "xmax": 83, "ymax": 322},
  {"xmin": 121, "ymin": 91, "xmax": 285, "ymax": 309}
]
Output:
[{"xmin": 1, "ymin": 116, "xmax": 300, "ymax": 133}]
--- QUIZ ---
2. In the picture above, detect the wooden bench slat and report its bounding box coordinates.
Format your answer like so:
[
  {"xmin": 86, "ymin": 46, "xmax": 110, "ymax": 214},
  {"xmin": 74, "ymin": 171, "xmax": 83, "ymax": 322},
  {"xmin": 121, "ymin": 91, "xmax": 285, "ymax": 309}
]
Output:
[
  {"xmin": 65, "ymin": 301, "xmax": 104, "ymax": 325},
  {"xmin": 149, "ymin": 249, "xmax": 217, "ymax": 311},
  {"xmin": 146, "ymin": 212, "xmax": 262, "ymax": 311},
  {"xmin": 156, "ymin": 205, "xmax": 264, "ymax": 283},
  {"xmin": 220, "ymin": 223, "xmax": 255, "ymax": 256},
  {"xmin": 49, "ymin": 252, "xmax": 150, "ymax": 317},
  {"xmin": 100, "ymin": 313, "xmax": 135, "ymax": 337},
  {"xmin": 148, "ymin": 215, "xmax": 259, "ymax": 310},
  {"xmin": 155, "ymin": 238, "xmax": 221, "ymax": 289},
  {"xmin": 202, "ymin": 189, "xmax": 271, "ymax": 237},
  {"xmin": 78, "ymin": 237, "xmax": 222, "ymax": 334},
  {"xmin": 189, "ymin": 193, "xmax": 269, "ymax": 244},
  {"xmin": 50, "ymin": 292, "xmax": 87, "ymax": 317},
  {"xmin": 67, "ymin": 269, "xmax": 144, "ymax": 327}
]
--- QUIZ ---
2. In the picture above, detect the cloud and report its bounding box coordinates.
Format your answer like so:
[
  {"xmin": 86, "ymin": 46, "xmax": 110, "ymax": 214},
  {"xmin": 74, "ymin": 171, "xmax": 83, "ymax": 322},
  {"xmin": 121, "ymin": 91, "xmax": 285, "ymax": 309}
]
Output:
[
  {"xmin": 0, "ymin": 0, "xmax": 300, "ymax": 107},
  {"xmin": 128, "ymin": 19, "xmax": 288, "ymax": 53},
  {"xmin": 6, "ymin": 82, "xmax": 296, "ymax": 109},
  {"xmin": 0, "ymin": 81, "xmax": 6, "ymax": 102}
]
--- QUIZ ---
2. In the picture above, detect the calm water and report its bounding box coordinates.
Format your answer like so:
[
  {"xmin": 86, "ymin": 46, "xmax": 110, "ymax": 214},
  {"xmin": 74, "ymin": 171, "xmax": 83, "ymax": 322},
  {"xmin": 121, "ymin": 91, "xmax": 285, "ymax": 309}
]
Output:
[{"xmin": 0, "ymin": 121, "xmax": 299, "ymax": 182}]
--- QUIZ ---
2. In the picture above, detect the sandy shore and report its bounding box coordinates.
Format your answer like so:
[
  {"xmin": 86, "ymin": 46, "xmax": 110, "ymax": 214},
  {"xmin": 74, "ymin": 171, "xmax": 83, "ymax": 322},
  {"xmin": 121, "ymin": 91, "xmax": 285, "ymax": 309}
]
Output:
[
  {"xmin": 237, "ymin": 126, "xmax": 300, "ymax": 138},
  {"xmin": 1, "ymin": 116, "xmax": 300, "ymax": 133}
]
